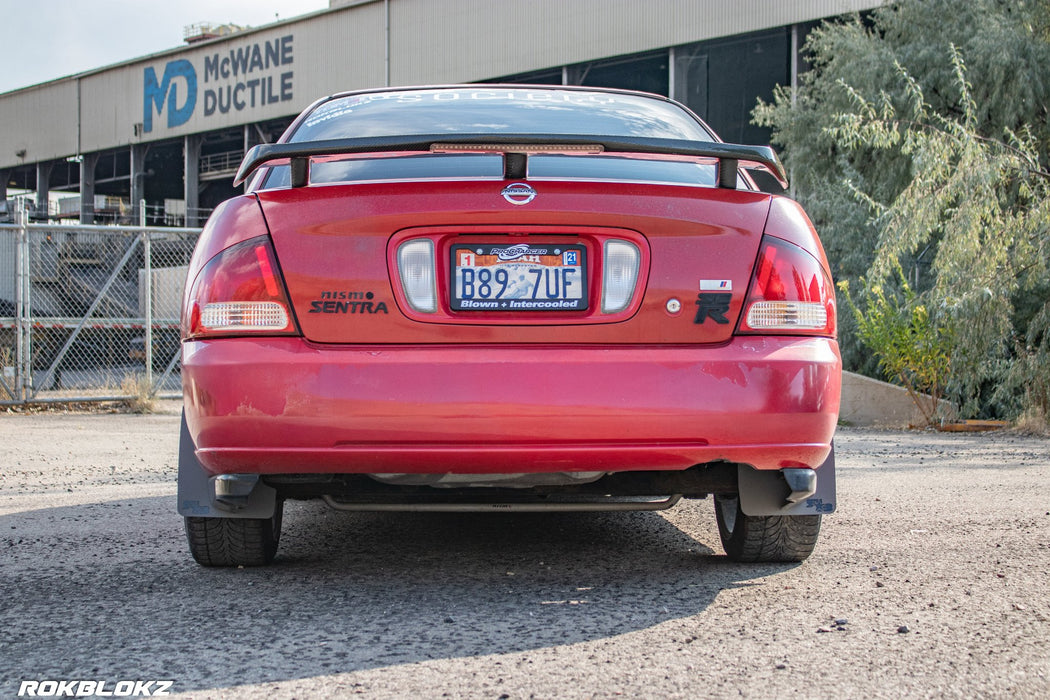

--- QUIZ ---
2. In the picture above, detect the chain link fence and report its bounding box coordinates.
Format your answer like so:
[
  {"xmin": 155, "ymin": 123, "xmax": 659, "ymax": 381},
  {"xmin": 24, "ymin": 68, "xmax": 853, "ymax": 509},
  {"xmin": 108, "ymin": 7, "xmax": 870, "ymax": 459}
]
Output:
[{"xmin": 1, "ymin": 212, "xmax": 200, "ymax": 404}]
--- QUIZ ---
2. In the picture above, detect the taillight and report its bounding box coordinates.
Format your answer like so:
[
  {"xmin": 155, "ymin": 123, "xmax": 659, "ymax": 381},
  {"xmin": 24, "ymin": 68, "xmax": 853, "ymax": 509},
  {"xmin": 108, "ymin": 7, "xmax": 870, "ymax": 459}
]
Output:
[
  {"xmin": 738, "ymin": 236, "xmax": 835, "ymax": 336},
  {"xmin": 185, "ymin": 236, "xmax": 298, "ymax": 339},
  {"xmin": 601, "ymin": 239, "xmax": 641, "ymax": 314},
  {"xmin": 396, "ymin": 239, "xmax": 437, "ymax": 313}
]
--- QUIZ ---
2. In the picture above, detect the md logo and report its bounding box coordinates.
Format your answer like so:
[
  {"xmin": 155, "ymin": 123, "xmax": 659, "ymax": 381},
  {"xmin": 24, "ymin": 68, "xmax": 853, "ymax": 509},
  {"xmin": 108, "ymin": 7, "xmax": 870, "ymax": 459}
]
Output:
[{"xmin": 143, "ymin": 60, "xmax": 197, "ymax": 133}]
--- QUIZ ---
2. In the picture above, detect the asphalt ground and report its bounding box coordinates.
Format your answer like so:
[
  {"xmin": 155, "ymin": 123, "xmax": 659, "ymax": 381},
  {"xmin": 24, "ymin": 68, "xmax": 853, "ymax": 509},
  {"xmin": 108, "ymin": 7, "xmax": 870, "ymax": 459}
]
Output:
[{"xmin": 0, "ymin": 405, "xmax": 1047, "ymax": 699}]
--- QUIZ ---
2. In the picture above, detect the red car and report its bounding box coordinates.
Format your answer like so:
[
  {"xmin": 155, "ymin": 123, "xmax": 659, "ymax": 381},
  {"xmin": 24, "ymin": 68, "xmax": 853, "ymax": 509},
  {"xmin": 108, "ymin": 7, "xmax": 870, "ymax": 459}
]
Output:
[{"xmin": 177, "ymin": 85, "xmax": 840, "ymax": 566}]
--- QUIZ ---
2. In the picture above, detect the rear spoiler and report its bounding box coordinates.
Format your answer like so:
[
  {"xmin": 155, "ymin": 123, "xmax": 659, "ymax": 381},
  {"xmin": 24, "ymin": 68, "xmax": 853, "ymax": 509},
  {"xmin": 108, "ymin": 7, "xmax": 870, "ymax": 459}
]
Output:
[{"xmin": 233, "ymin": 134, "xmax": 786, "ymax": 190}]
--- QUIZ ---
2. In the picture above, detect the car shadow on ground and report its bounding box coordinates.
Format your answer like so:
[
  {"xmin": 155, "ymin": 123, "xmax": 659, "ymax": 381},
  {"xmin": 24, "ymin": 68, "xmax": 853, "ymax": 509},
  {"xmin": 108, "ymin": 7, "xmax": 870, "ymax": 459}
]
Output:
[{"xmin": 0, "ymin": 496, "xmax": 800, "ymax": 695}]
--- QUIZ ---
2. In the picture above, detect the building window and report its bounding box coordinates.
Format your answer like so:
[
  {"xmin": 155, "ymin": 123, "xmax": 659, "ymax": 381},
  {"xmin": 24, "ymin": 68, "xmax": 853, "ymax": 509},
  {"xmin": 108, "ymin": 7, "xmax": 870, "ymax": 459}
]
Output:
[
  {"xmin": 674, "ymin": 28, "xmax": 790, "ymax": 145},
  {"xmin": 568, "ymin": 51, "xmax": 668, "ymax": 96}
]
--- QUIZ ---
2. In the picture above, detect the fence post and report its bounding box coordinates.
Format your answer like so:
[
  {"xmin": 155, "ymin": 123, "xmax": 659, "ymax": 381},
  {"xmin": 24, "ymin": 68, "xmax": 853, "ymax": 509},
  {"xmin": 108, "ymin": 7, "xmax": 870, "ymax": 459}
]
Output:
[
  {"xmin": 143, "ymin": 229, "xmax": 153, "ymax": 390},
  {"xmin": 14, "ymin": 208, "xmax": 28, "ymax": 402}
]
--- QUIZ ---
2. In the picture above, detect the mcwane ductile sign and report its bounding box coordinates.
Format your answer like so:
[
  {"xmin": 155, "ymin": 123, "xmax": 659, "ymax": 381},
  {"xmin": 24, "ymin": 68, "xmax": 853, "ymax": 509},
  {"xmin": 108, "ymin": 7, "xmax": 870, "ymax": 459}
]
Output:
[{"xmin": 142, "ymin": 34, "xmax": 296, "ymax": 134}]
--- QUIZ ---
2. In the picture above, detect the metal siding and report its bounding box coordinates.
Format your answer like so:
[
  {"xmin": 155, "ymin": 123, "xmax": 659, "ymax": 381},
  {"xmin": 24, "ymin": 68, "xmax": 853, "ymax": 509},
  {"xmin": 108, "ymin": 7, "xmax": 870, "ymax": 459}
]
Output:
[
  {"xmin": 0, "ymin": 81, "xmax": 78, "ymax": 166},
  {"xmin": 0, "ymin": 0, "xmax": 885, "ymax": 169},
  {"xmin": 80, "ymin": 69, "xmax": 143, "ymax": 152},
  {"xmin": 289, "ymin": 3, "xmax": 388, "ymax": 101},
  {"xmin": 389, "ymin": 0, "xmax": 884, "ymax": 85}
]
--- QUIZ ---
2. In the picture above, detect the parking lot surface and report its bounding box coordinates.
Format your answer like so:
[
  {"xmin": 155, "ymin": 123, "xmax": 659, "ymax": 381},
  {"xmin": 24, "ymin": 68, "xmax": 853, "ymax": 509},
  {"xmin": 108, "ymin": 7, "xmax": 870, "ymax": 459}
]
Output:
[{"xmin": 1, "ymin": 406, "xmax": 1048, "ymax": 698}]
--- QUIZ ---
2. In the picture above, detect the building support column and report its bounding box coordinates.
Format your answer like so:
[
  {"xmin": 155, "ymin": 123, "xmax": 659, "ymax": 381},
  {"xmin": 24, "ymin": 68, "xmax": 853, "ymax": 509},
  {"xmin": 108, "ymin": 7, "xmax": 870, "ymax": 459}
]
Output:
[
  {"xmin": 667, "ymin": 47, "xmax": 677, "ymax": 101},
  {"xmin": 241, "ymin": 126, "xmax": 254, "ymax": 194},
  {"xmin": 252, "ymin": 123, "xmax": 274, "ymax": 145},
  {"xmin": 790, "ymin": 24, "xmax": 799, "ymax": 106},
  {"xmin": 35, "ymin": 162, "xmax": 53, "ymax": 220},
  {"xmin": 130, "ymin": 144, "xmax": 149, "ymax": 224},
  {"xmin": 242, "ymin": 124, "xmax": 274, "ymax": 193},
  {"xmin": 184, "ymin": 134, "xmax": 202, "ymax": 227},
  {"xmin": 79, "ymin": 154, "xmax": 98, "ymax": 225}
]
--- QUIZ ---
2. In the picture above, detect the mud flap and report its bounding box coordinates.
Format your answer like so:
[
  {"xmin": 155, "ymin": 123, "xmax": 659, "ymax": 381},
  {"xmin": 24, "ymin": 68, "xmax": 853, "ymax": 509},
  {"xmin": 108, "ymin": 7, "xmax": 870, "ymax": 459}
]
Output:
[
  {"xmin": 738, "ymin": 445, "xmax": 836, "ymax": 516},
  {"xmin": 177, "ymin": 411, "xmax": 278, "ymax": 519}
]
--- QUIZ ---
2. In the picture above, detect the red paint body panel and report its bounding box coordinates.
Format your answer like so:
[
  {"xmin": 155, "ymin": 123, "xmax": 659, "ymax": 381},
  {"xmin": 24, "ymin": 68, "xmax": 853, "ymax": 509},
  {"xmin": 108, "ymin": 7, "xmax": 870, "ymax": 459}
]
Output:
[
  {"xmin": 182, "ymin": 336, "xmax": 841, "ymax": 475},
  {"xmin": 254, "ymin": 181, "xmax": 774, "ymax": 344},
  {"xmin": 763, "ymin": 196, "xmax": 832, "ymax": 271}
]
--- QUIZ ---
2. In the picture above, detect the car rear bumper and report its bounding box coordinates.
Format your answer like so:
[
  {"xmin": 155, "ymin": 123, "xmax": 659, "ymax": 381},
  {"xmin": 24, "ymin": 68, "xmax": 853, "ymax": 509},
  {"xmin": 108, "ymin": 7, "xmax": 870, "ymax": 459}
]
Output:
[{"xmin": 182, "ymin": 336, "xmax": 841, "ymax": 475}]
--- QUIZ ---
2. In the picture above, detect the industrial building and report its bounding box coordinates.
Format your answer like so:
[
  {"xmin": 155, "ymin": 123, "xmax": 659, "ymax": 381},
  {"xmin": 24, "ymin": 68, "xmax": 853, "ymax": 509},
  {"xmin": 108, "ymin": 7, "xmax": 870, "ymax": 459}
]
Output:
[{"xmin": 0, "ymin": 0, "xmax": 881, "ymax": 227}]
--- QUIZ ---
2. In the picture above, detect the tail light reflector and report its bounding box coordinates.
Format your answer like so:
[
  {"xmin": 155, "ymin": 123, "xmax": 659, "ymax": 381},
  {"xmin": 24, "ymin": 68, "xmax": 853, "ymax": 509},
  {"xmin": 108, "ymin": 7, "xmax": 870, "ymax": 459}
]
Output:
[
  {"xmin": 739, "ymin": 236, "xmax": 835, "ymax": 336},
  {"xmin": 185, "ymin": 236, "xmax": 297, "ymax": 338},
  {"xmin": 199, "ymin": 302, "xmax": 289, "ymax": 332}
]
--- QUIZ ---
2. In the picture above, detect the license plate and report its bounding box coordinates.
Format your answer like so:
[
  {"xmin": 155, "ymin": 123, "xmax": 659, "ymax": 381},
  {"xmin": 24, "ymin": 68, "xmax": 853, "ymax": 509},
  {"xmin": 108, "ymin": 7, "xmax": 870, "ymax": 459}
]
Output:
[{"xmin": 451, "ymin": 243, "xmax": 588, "ymax": 311}]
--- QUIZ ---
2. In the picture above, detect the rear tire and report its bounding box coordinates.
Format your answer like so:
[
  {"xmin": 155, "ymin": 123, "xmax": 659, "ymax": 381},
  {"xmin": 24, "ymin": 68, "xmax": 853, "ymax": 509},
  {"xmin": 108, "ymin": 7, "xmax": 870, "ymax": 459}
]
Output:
[
  {"xmin": 185, "ymin": 501, "xmax": 283, "ymax": 567},
  {"xmin": 715, "ymin": 495, "xmax": 820, "ymax": 562}
]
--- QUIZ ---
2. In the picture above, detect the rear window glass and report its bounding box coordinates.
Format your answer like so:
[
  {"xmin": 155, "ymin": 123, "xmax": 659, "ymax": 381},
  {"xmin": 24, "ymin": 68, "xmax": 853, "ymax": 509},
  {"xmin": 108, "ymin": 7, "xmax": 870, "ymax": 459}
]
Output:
[
  {"xmin": 264, "ymin": 153, "xmax": 719, "ymax": 189},
  {"xmin": 263, "ymin": 154, "xmax": 503, "ymax": 188},
  {"xmin": 529, "ymin": 155, "xmax": 716, "ymax": 186},
  {"xmin": 289, "ymin": 88, "xmax": 714, "ymax": 143}
]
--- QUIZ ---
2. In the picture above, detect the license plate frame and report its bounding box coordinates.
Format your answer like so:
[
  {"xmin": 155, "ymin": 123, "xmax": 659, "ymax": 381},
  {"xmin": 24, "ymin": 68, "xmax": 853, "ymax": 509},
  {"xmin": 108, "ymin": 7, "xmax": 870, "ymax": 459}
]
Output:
[{"xmin": 450, "ymin": 242, "xmax": 588, "ymax": 311}]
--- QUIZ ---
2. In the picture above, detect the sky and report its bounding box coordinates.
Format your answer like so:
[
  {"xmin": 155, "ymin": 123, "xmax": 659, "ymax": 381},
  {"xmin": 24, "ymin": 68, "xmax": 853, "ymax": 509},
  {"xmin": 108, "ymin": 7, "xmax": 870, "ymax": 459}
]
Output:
[{"xmin": 0, "ymin": 0, "xmax": 331, "ymax": 94}]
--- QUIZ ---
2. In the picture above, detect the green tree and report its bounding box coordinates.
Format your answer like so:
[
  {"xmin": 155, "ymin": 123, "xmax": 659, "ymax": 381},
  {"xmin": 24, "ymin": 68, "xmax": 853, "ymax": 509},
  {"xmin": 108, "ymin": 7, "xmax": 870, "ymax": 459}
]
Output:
[
  {"xmin": 754, "ymin": 0, "xmax": 1050, "ymax": 420},
  {"xmin": 839, "ymin": 268, "xmax": 952, "ymax": 425}
]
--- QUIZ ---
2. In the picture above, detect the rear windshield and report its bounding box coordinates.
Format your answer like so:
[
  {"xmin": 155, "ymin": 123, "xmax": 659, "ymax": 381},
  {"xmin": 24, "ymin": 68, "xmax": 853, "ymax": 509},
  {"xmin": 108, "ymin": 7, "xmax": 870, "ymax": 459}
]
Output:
[
  {"xmin": 263, "ymin": 153, "xmax": 719, "ymax": 189},
  {"xmin": 289, "ymin": 87, "xmax": 715, "ymax": 143},
  {"xmin": 260, "ymin": 87, "xmax": 723, "ymax": 189}
]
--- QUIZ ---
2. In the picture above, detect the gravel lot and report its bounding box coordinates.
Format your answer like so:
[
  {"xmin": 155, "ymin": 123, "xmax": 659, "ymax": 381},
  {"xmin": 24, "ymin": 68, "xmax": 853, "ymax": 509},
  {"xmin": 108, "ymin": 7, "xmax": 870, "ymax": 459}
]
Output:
[{"xmin": 0, "ymin": 404, "xmax": 1048, "ymax": 699}]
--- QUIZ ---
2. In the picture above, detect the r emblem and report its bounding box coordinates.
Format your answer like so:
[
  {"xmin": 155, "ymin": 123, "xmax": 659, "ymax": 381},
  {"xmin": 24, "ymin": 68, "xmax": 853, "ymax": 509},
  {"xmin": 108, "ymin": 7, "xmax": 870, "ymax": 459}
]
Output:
[{"xmin": 695, "ymin": 293, "xmax": 732, "ymax": 324}]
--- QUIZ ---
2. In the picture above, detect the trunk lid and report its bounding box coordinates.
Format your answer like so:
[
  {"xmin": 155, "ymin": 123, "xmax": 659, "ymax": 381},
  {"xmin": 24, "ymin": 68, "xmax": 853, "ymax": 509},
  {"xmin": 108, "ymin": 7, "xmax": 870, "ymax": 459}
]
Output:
[{"xmin": 258, "ymin": 179, "xmax": 771, "ymax": 344}]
